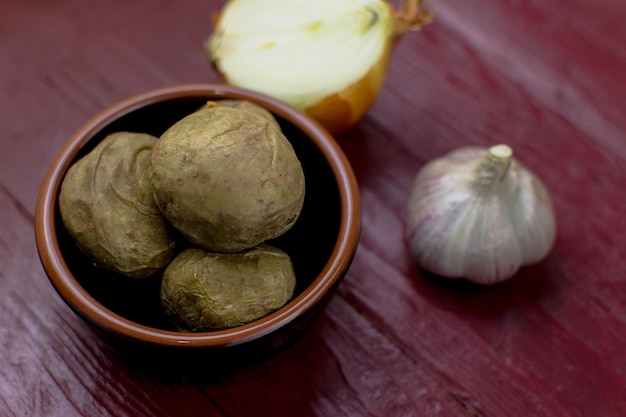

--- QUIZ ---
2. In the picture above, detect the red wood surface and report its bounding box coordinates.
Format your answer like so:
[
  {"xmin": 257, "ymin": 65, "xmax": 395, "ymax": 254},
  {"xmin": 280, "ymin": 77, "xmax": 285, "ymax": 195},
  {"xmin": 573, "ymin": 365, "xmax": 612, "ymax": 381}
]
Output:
[{"xmin": 2, "ymin": 0, "xmax": 626, "ymax": 416}]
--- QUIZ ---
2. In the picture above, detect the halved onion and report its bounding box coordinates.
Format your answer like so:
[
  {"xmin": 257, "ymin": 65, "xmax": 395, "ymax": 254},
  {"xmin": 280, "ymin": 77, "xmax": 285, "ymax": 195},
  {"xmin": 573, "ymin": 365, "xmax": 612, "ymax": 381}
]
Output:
[{"xmin": 206, "ymin": 0, "xmax": 433, "ymax": 133}]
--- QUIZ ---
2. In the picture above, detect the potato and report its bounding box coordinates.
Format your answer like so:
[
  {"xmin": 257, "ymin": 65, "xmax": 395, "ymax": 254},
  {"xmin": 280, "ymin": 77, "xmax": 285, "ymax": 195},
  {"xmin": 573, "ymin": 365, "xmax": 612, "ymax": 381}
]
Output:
[
  {"xmin": 160, "ymin": 244, "xmax": 296, "ymax": 331},
  {"xmin": 150, "ymin": 105, "xmax": 305, "ymax": 253},
  {"xmin": 59, "ymin": 132, "xmax": 176, "ymax": 278}
]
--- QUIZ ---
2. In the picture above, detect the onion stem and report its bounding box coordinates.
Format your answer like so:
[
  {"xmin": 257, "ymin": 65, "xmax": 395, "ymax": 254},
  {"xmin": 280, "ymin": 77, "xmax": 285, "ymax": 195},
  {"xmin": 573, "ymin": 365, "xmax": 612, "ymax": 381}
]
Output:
[{"xmin": 393, "ymin": 0, "xmax": 434, "ymax": 35}]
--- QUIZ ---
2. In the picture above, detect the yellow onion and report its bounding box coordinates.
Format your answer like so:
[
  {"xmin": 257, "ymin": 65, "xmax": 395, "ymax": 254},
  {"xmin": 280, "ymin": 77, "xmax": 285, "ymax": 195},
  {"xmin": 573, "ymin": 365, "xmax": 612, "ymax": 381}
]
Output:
[{"xmin": 206, "ymin": 0, "xmax": 433, "ymax": 133}]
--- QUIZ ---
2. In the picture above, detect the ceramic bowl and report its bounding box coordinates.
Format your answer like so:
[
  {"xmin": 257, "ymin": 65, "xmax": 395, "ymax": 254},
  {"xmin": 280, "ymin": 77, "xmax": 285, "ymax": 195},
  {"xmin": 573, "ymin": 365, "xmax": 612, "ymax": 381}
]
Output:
[{"xmin": 35, "ymin": 84, "xmax": 360, "ymax": 369}]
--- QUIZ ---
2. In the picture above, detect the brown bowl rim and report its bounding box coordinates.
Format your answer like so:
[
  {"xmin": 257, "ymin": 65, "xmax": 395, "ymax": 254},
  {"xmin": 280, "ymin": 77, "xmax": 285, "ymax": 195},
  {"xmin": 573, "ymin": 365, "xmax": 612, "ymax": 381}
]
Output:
[{"xmin": 35, "ymin": 83, "xmax": 361, "ymax": 348}]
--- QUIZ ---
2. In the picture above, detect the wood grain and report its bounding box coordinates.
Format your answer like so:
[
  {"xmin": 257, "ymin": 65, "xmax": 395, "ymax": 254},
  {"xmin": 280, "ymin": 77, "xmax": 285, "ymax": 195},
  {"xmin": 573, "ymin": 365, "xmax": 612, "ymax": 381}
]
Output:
[{"xmin": 1, "ymin": 0, "xmax": 625, "ymax": 416}]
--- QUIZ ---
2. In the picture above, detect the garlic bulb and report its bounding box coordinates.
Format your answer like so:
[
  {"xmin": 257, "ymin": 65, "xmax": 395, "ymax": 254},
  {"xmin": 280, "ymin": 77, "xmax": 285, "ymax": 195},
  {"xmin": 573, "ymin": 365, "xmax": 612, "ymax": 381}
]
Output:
[
  {"xmin": 406, "ymin": 144, "xmax": 557, "ymax": 284},
  {"xmin": 206, "ymin": 0, "xmax": 433, "ymax": 133}
]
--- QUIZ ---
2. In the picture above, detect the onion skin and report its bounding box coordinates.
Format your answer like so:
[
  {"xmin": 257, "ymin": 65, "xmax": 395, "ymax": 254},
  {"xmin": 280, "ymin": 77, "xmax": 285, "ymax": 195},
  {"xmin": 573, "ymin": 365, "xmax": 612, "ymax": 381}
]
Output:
[
  {"xmin": 304, "ymin": 45, "xmax": 392, "ymax": 133},
  {"xmin": 206, "ymin": 0, "xmax": 433, "ymax": 134}
]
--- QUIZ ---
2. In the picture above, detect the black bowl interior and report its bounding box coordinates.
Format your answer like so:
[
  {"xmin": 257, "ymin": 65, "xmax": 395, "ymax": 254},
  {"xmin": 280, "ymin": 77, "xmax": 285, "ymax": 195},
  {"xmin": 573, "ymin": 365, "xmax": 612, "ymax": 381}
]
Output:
[{"xmin": 55, "ymin": 97, "xmax": 342, "ymax": 331}]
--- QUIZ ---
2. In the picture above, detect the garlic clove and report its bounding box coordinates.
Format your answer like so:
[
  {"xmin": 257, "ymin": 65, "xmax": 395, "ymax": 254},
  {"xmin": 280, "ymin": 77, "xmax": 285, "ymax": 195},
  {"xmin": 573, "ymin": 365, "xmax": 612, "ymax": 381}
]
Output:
[
  {"xmin": 406, "ymin": 144, "xmax": 557, "ymax": 285},
  {"xmin": 206, "ymin": 0, "xmax": 433, "ymax": 133}
]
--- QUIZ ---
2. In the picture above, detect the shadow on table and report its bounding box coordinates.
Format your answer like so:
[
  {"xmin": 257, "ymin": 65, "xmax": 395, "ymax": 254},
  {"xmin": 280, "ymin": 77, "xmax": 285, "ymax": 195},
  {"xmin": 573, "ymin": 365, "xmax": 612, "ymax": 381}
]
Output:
[
  {"xmin": 95, "ymin": 303, "xmax": 330, "ymax": 382},
  {"xmin": 414, "ymin": 262, "xmax": 554, "ymax": 319}
]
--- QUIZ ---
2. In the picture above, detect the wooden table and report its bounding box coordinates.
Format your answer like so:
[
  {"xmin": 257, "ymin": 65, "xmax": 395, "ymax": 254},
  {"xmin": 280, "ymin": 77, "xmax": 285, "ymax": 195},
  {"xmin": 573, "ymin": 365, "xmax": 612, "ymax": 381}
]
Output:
[{"xmin": 2, "ymin": 1, "xmax": 625, "ymax": 416}]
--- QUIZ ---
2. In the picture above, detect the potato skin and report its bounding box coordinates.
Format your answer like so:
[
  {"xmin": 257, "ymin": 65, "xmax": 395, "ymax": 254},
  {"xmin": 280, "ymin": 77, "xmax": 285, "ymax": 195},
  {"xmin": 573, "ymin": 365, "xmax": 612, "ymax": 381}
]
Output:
[
  {"xmin": 150, "ymin": 106, "xmax": 305, "ymax": 253},
  {"xmin": 160, "ymin": 244, "xmax": 296, "ymax": 331},
  {"xmin": 197, "ymin": 99, "xmax": 281, "ymax": 130},
  {"xmin": 59, "ymin": 132, "xmax": 175, "ymax": 278}
]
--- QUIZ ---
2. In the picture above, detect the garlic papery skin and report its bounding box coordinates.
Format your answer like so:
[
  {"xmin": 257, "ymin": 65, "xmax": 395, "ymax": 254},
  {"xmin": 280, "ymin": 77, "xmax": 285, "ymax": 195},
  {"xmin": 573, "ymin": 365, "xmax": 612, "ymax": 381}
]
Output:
[
  {"xmin": 406, "ymin": 144, "xmax": 557, "ymax": 285},
  {"xmin": 206, "ymin": 0, "xmax": 433, "ymax": 133}
]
